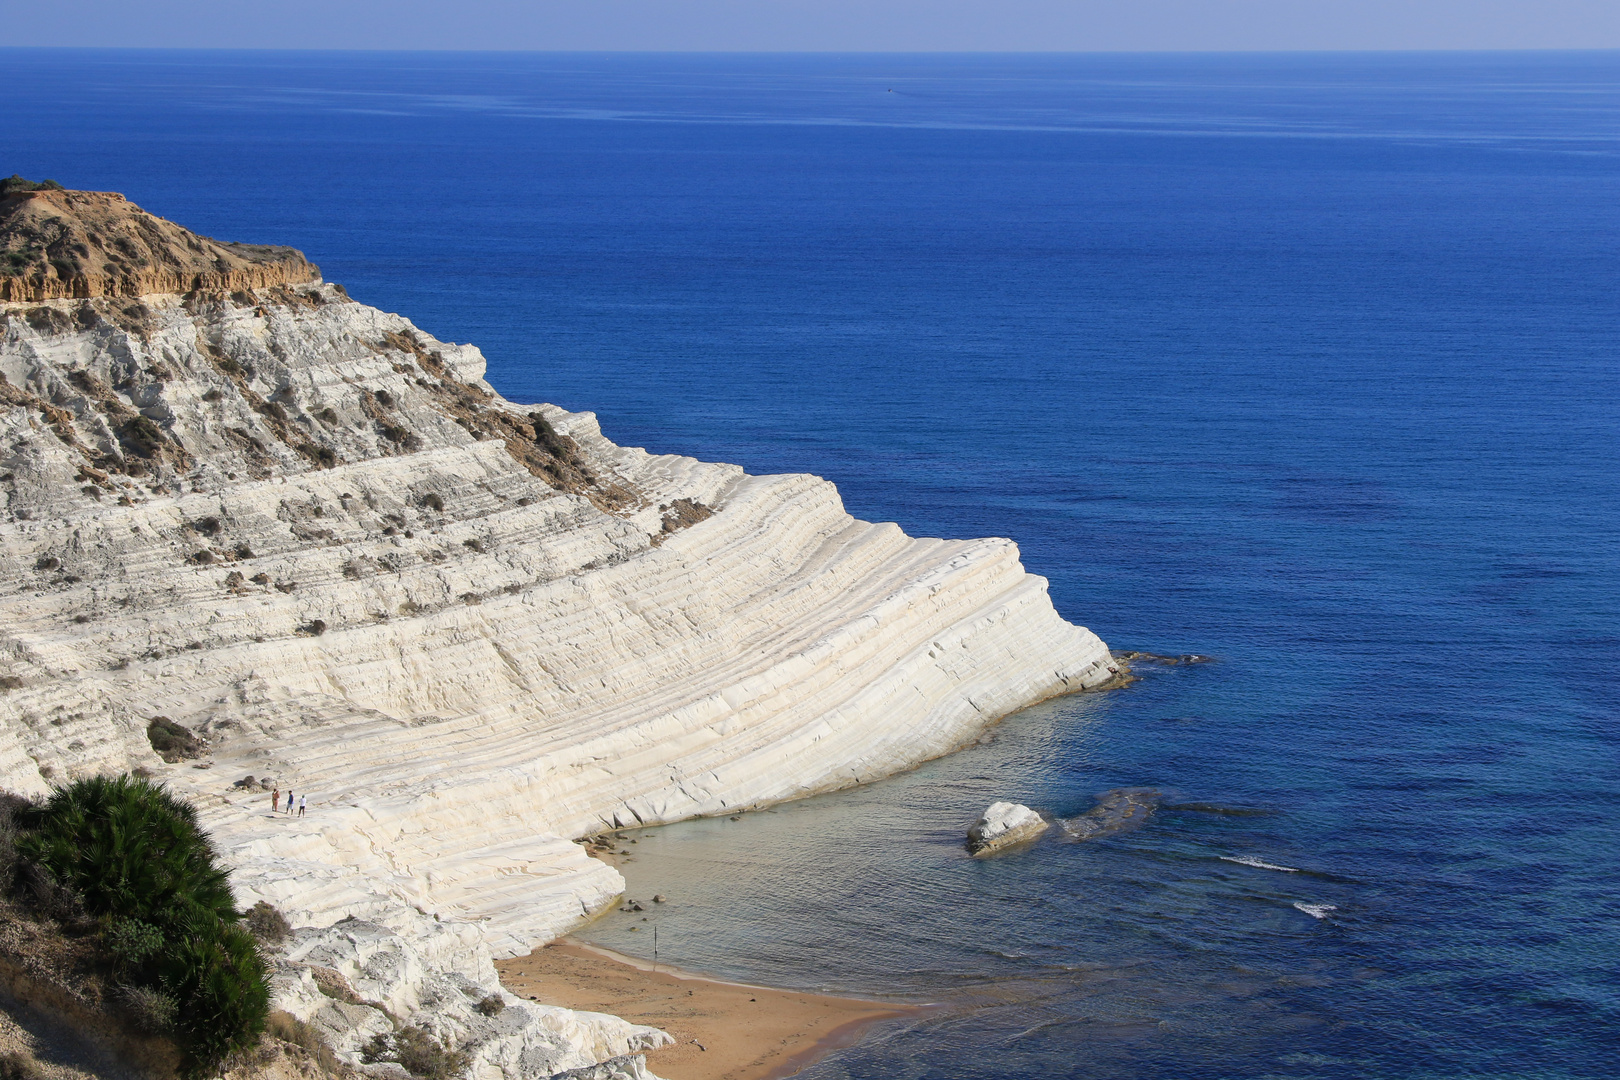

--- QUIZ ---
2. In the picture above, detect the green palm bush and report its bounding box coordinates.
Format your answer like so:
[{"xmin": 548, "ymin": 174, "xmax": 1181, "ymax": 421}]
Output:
[
  {"xmin": 17, "ymin": 775, "xmax": 235, "ymax": 925},
  {"xmin": 13, "ymin": 775, "xmax": 269, "ymax": 1074},
  {"xmin": 160, "ymin": 920, "xmax": 270, "ymax": 1066}
]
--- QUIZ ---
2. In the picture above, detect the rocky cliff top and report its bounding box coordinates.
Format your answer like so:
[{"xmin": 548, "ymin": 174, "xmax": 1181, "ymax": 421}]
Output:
[{"xmin": 0, "ymin": 183, "xmax": 318, "ymax": 302}]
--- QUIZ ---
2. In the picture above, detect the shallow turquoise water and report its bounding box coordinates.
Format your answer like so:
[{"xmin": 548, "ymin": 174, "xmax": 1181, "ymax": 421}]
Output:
[{"xmin": 3, "ymin": 49, "xmax": 1617, "ymax": 1078}]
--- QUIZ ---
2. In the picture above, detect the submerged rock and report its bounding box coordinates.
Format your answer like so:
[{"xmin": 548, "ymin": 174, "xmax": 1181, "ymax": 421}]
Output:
[
  {"xmin": 1060, "ymin": 787, "xmax": 1161, "ymax": 840},
  {"xmin": 967, "ymin": 801, "xmax": 1048, "ymax": 855},
  {"xmin": 1113, "ymin": 650, "xmax": 1213, "ymax": 666}
]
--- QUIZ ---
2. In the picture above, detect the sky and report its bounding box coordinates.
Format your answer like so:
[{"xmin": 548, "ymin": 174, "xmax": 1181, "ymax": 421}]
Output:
[{"xmin": 2, "ymin": 0, "xmax": 1619, "ymax": 51}]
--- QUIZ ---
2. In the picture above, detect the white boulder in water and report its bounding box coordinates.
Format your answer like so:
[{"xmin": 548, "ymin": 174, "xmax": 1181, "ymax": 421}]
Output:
[{"xmin": 968, "ymin": 801, "xmax": 1048, "ymax": 855}]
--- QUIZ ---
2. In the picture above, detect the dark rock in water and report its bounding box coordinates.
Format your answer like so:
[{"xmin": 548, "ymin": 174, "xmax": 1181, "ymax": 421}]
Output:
[
  {"xmin": 1113, "ymin": 650, "xmax": 1214, "ymax": 666},
  {"xmin": 1060, "ymin": 787, "xmax": 1161, "ymax": 840}
]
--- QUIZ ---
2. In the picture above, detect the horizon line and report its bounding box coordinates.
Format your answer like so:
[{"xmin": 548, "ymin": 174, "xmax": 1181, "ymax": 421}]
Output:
[{"xmin": 3, "ymin": 45, "xmax": 1619, "ymax": 56}]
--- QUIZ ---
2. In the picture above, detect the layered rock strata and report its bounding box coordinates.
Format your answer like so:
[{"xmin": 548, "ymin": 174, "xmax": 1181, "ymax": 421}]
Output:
[{"xmin": 0, "ymin": 193, "xmax": 1117, "ymax": 1075}]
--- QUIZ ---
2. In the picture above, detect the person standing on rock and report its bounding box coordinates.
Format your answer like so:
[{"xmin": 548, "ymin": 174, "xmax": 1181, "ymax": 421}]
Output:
[
  {"xmin": 298, "ymin": 794, "xmax": 306, "ymax": 818},
  {"xmin": 271, "ymin": 786, "xmax": 279, "ymax": 815},
  {"xmin": 286, "ymin": 789, "xmax": 294, "ymax": 814}
]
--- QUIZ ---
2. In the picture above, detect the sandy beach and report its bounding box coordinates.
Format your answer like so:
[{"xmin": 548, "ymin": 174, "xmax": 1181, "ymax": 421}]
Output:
[{"xmin": 497, "ymin": 940, "xmax": 914, "ymax": 1080}]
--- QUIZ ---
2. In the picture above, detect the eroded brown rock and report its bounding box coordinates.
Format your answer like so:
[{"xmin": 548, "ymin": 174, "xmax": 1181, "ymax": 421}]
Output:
[{"xmin": 0, "ymin": 187, "xmax": 317, "ymax": 302}]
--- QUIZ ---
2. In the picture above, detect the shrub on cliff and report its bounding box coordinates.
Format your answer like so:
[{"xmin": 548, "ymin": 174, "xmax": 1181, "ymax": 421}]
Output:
[
  {"xmin": 146, "ymin": 715, "xmax": 204, "ymax": 762},
  {"xmin": 116, "ymin": 983, "xmax": 179, "ymax": 1035},
  {"xmin": 15, "ymin": 774, "xmax": 236, "ymax": 924},
  {"xmin": 160, "ymin": 918, "xmax": 270, "ymax": 1067},
  {"xmin": 246, "ymin": 899, "xmax": 292, "ymax": 945},
  {"xmin": 11, "ymin": 775, "xmax": 269, "ymax": 1074},
  {"xmin": 0, "ymin": 175, "xmax": 65, "ymax": 195},
  {"xmin": 0, "ymin": 1052, "xmax": 45, "ymax": 1080},
  {"xmin": 361, "ymin": 1025, "xmax": 469, "ymax": 1080},
  {"xmin": 118, "ymin": 415, "xmax": 167, "ymax": 457}
]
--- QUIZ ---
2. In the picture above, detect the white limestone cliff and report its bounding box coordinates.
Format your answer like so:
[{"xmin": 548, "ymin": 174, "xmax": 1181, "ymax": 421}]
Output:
[
  {"xmin": 0, "ymin": 268, "xmax": 1117, "ymax": 1075},
  {"xmin": 271, "ymin": 912, "xmax": 671, "ymax": 1079}
]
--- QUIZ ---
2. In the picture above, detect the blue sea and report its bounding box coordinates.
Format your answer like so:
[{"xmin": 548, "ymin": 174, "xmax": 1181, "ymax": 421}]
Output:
[{"xmin": 4, "ymin": 49, "xmax": 1617, "ymax": 1079}]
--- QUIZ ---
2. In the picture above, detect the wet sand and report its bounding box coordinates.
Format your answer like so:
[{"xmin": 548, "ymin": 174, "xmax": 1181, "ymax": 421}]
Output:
[{"xmin": 497, "ymin": 940, "xmax": 915, "ymax": 1080}]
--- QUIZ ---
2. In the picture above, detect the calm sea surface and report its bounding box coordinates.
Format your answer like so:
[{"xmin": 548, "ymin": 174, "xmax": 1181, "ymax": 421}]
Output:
[{"xmin": 3, "ymin": 49, "xmax": 1617, "ymax": 1080}]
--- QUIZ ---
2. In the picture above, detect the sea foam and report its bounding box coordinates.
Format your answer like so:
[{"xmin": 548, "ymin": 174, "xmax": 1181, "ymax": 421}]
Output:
[{"xmin": 1219, "ymin": 855, "xmax": 1300, "ymax": 872}]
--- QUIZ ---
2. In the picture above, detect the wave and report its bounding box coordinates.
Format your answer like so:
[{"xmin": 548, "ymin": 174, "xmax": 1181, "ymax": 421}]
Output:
[
  {"xmin": 1219, "ymin": 855, "xmax": 1300, "ymax": 872},
  {"xmin": 1164, "ymin": 802, "xmax": 1278, "ymax": 817},
  {"xmin": 1293, "ymin": 902, "xmax": 1338, "ymax": 920}
]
